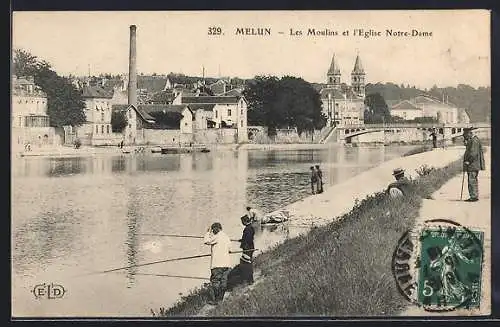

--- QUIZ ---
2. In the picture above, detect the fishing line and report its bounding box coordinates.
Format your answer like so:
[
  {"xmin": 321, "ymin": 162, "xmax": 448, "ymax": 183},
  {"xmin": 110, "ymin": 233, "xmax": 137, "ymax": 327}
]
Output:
[
  {"xmin": 139, "ymin": 233, "xmax": 240, "ymax": 242},
  {"xmin": 132, "ymin": 272, "xmax": 210, "ymax": 280},
  {"xmin": 81, "ymin": 249, "xmax": 259, "ymax": 276}
]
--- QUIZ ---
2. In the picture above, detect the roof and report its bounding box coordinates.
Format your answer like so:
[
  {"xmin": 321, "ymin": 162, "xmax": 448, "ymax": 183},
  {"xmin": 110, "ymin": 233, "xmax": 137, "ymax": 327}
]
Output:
[
  {"xmin": 137, "ymin": 76, "xmax": 168, "ymax": 93},
  {"xmin": 391, "ymin": 100, "xmax": 422, "ymax": 111},
  {"xmin": 327, "ymin": 53, "xmax": 341, "ymax": 75},
  {"xmin": 320, "ymin": 87, "xmax": 359, "ymax": 99},
  {"xmin": 111, "ymin": 104, "xmax": 155, "ymax": 122},
  {"xmin": 82, "ymin": 86, "xmax": 113, "ymax": 99},
  {"xmin": 352, "ymin": 54, "xmax": 364, "ymax": 74},
  {"xmin": 187, "ymin": 103, "xmax": 216, "ymax": 112},
  {"xmin": 221, "ymin": 88, "xmax": 244, "ymax": 96},
  {"xmin": 412, "ymin": 95, "xmax": 459, "ymax": 109},
  {"xmin": 139, "ymin": 104, "xmax": 191, "ymax": 115},
  {"xmin": 208, "ymin": 80, "xmax": 227, "ymax": 87},
  {"xmin": 181, "ymin": 96, "xmax": 240, "ymax": 104}
]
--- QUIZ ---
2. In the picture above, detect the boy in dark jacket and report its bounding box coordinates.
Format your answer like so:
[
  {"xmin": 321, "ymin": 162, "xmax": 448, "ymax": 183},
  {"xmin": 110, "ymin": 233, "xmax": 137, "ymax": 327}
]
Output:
[{"xmin": 239, "ymin": 215, "xmax": 255, "ymax": 284}]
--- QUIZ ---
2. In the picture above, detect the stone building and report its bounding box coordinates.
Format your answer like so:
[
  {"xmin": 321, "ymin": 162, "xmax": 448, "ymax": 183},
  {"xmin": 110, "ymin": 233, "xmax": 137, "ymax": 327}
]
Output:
[
  {"xmin": 320, "ymin": 53, "xmax": 366, "ymax": 127},
  {"xmin": 11, "ymin": 75, "xmax": 59, "ymax": 149}
]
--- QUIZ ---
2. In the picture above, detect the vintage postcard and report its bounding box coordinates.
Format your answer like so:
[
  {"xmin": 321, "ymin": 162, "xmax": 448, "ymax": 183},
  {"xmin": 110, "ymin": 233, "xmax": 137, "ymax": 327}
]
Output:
[{"xmin": 11, "ymin": 10, "xmax": 491, "ymax": 318}]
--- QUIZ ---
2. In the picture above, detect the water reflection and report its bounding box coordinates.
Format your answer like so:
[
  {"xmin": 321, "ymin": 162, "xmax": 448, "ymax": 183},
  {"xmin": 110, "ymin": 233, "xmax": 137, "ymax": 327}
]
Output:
[
  {"xmin": 125, "ymin": 187, "xmax": 140, "ymax": 287},
  {"xmin": 12, "ymin": 209, "xmax": 79, "ymax": 274}
]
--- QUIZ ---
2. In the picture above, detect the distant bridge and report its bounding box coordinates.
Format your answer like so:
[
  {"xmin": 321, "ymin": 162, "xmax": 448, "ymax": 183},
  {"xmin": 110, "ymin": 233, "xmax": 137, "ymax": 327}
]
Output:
[{"xmin": 322, "ymin": 122, "xmax": 491, "ymax": 143}]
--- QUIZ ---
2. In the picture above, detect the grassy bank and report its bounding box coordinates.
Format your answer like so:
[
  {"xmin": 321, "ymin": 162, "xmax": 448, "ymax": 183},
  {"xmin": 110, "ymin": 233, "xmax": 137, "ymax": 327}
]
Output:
[{"xmin": 158, "ymin": 159, "xmax": 463, "ymax": 317}]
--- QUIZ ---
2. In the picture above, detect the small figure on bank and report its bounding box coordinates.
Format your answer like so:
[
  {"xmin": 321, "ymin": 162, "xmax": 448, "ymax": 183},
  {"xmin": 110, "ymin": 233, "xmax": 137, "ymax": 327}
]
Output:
[
  {"xmin": 315, "ymin": 164, "xmax": 324, "ymax": 194},
  {"xmin": 239, "ymin": 214, "xmax": 255, "ymax": 285},
  {"xmin": 463, "ymin": 128, "xmax": 485, "ymax": 202},
  {"xmin": 430, "ymin": 129, "xmax": 438, "ymax": 149},
  {"xmin": 246, "ymin": 206, "xmax": 260, "ymax": 223},
  {"xmin": 310, "ymin": 166, "xmax": 318, "ymax": 194},
  {"xmin": 387, "ymin": 168, "xmax": 412, "ymax": 198},
  {"xmin": 203, "ymin": 222, "xmax": 232, "ymax": 305}
]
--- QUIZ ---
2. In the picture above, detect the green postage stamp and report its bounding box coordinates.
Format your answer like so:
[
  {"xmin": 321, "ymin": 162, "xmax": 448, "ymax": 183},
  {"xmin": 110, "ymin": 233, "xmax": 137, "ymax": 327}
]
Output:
[
  {"xmin": 416, "ymin": 225, "xmax": 484, "ymax": 311},
  {"xmin": 392, "ymin": 219, "xmax": 485, "ymax": 312}
]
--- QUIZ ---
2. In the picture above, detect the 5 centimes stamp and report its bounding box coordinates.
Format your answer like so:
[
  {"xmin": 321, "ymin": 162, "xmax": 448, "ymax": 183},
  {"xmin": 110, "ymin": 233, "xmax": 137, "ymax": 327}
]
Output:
[
  {"xmin": 417, "ymin": 225, "xmax": 483, "ymax": 311},
  {"xmin": 392, "ymin": 218, "xmax": 485, "ymax": 313}
]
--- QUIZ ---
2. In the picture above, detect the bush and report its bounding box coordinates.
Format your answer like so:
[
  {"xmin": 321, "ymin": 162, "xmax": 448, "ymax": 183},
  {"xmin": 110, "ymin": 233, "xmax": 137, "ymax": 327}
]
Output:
[
  {"xmin": 73, "ymin": 138, "xmax": 81, "ymax": 149},
  {"xmin": 111, "ymin": 111, "xmax": 128, "ymax": 133}
]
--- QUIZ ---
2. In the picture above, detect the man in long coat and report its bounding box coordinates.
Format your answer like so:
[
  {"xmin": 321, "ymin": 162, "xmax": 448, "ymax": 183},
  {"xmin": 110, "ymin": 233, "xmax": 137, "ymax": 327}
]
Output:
[{"xmin": 463, "ymin": 129, "xmax": 485, "ymax": 202}]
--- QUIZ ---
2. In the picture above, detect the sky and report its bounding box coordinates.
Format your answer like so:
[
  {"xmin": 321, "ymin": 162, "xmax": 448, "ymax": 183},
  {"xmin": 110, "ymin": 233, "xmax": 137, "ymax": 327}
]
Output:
[{"xmin": 12, "ymin": 10, "xmax": 491, "ymax": 89}]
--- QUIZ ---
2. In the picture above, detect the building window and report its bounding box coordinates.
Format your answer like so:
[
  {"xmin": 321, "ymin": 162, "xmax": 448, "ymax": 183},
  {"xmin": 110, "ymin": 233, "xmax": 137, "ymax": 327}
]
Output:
[
  {"xmin": 228, "ymin": 109, "xmax": 231, "ymax": 116},
  {"xmin": 107, "ymin": 125, "xmax": 110, "ymax": 134},
  {"xmin": 101, "ymin": 125, "xmax": 104, "ymax": 134},
  {"xmin": 240, "ymin": 109, "xmax": 243, "ymax": 115},
  {"xmin": 241, "ymin": 120, "xmax": 243, "ymax": 127},
  {"xmin": 96, "ymin": 125, "xmax": 99, "ymax": 134},
  {"xmin": 215, "ymin": 110, "xmax": 218, "ymax": 119},
  {"xmin": 101, "ymin": 112, "xmax": 105, "ymax": 121}
]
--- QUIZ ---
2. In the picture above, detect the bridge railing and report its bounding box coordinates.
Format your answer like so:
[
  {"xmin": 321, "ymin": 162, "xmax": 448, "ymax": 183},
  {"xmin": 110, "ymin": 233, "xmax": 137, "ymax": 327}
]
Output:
[{"xmin": 341, "ymin": 122, "xmax": 489, "ymax": 129}]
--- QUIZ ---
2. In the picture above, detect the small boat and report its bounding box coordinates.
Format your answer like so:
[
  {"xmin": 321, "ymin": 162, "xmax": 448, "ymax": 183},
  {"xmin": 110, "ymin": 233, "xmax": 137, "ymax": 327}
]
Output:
[{"xmin": 160, "ymin": 145, "xmax": 210, "ymax": 154}]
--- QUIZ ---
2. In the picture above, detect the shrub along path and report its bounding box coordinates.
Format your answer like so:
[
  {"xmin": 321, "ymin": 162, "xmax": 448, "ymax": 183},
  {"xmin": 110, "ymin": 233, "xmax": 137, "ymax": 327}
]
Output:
[{"xmin": 160, "ymin": 147, "xmax": 471, "ymax": 317}]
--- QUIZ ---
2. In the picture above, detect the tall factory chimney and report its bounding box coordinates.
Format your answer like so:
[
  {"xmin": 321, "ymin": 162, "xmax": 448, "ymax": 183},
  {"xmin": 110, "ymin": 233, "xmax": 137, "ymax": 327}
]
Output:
[{"xmin": 128, "ymin": 25, "xmax": 138, "ymax": 106}]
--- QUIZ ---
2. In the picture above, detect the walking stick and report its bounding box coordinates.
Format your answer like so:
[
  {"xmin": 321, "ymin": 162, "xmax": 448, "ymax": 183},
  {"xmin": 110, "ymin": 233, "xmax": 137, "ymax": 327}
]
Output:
[{"xmin": 460, "ymin": 170, "xmax": 465, "ymax": 200}]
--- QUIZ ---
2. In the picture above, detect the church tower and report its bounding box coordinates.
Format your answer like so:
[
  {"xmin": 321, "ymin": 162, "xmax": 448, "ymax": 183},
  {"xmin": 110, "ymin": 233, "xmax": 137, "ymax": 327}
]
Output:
[
  {"xmin": 351, "ymin": 53, "xmax": 365, "ymax": 97},
  {"xmin": 327, "ymin": 53, "xmax": 341, "ymax": 89}
]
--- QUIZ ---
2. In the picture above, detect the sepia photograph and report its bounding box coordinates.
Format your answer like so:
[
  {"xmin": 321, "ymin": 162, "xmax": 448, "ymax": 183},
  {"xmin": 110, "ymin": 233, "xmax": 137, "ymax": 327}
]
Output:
[{"xmin": 11, "ymin": 10, "xmax": 491, "ymax": 318}]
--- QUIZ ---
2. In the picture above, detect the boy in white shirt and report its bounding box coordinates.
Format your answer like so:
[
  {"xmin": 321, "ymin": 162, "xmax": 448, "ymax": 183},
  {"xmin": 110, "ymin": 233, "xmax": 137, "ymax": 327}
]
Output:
[{"xmin": 203, "ymin": 222, "xmax": 231, "ymax": 305}]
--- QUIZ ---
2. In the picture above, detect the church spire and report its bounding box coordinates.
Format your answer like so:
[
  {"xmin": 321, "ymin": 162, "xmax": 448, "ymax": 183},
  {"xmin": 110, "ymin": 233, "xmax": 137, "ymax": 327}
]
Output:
[
  {"xmin": 351, "ymin": 53, "xmax": 366, "ymax": 98},
  {"xmin": 352, "ymin": 53, "xmax": 364, "ymax": 74},
  {"xmin": 327, "ymin": 53, "xmax": 341, "ymax": 88},
  {"xmin": 328, "ymin": 53, "xmax": 341, "ymax": 75}
]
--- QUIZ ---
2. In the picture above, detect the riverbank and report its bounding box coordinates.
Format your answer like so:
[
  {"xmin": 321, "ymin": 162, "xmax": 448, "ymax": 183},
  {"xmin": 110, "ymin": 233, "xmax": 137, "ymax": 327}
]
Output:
[
  {"xmin": 13, "ymin": 142, "xmax": 427, "ymax": 158},
  {"xmin": 158, "ymin": 146, "xmax": 469, "ymax": 317}
]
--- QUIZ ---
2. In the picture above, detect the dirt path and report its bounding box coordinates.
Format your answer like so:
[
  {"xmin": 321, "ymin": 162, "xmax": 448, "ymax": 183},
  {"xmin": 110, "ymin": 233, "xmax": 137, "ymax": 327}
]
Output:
[{"xmin": 401, "ymin": 147, "xmax": 491, "ymax": 316}]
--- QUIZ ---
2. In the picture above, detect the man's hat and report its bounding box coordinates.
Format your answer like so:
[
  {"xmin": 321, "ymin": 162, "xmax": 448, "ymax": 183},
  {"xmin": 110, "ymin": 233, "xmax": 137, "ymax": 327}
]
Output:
[
  {"xmin": 241, "ymin": 253, "xmax": 252, "ymax": 263},
  {"xmin": 392, "ymin": 168, "xmax": 405, "ymax": 177},
  {"xmin": 463, "ymin": 128, "xmax": 473, "ymax": 135}
]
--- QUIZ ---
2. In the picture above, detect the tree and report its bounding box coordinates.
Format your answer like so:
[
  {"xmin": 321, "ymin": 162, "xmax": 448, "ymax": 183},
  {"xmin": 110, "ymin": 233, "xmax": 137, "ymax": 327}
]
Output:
[
  {"xmin": 111, "ymin": 111, "xmax": 128, "ymax": 132},
  {"xmin": 13, "ymin": 49, "xmax": 86, "ymax": 127},
  {"xmin": 243, "ymin": 75, "xmax": 326, "ymax": 136},
  {"xmin": 364, "ymin": 93, "xmax": 391, "ymax": 123}
]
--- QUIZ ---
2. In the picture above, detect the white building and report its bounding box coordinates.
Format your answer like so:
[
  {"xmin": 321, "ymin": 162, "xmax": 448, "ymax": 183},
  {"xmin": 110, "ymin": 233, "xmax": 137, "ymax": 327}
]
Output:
[
  {"xmin": 11, "ymin": 75, "xmax": 58, "ymax": 149},
  {"xmin": 412, "ymin": 95, "xmax": 463, "ymax": 124},
  {"xmin": 390, "ymin": 100, "xmax": 423, "ymax": 120},
  {"xmin": 71, "ymin": 86, "xmax": 115, "ymax": 145},
  {"xmin": 173, "ymin": 95, "xmax": 248, "ymax": 142}
]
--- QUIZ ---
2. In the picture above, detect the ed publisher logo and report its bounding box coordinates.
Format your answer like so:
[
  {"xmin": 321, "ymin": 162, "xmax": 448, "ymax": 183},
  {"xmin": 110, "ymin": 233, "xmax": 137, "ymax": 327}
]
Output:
[{"xmin": 32, "ymin": 283, "xmax": 66, "ymax": 300}]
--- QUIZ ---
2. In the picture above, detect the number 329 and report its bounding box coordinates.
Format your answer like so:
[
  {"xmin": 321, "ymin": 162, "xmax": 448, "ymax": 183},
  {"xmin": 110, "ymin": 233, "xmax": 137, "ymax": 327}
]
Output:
[{"xmin": 208, "ymin": 27, "xmax": 222, "ymax": 35}]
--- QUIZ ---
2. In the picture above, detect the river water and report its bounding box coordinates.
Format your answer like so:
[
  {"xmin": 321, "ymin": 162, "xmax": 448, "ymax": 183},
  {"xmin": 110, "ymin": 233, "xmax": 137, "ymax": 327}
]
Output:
[{"xmin": 11, "ymin": 145, "xmax": 416, "ymax": 317}]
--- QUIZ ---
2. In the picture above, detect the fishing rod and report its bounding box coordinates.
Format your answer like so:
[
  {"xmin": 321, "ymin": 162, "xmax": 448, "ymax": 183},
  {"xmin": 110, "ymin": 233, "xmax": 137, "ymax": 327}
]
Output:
[
  {"xmin": 88, "ymin": 249, "xmax": 259, "ymax": 276},
  {"xmin": 139, "ymin": 233, "xmax": 240, "ymax": 242},
  {"xmin": 133, "ymin": 272, "xmax": 210, "ymax": 280}
]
